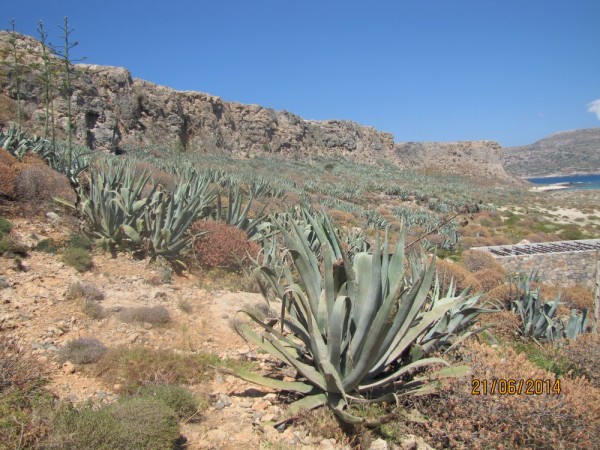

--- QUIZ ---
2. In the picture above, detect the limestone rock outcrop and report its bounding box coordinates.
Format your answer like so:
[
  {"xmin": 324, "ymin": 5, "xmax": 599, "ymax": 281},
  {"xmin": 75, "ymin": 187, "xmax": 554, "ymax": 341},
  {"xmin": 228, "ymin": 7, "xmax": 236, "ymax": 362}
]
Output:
[{"xmin": 0, "ymin": 31, "xmax": 517, "ymax": 183}]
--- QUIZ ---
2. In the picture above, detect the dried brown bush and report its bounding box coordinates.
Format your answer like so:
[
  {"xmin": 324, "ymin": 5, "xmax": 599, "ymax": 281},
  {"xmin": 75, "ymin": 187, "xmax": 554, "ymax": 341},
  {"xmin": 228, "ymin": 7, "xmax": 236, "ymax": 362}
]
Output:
[
  {"xmin": 15, "ymin": 163, "xmax": 75, "ymax": 204},
  {"xmin": 461, "ymin": 249, "xmax": 502, "ymax": 272},
  {"xmin": 190, "ymin": 220, "xmax": 261, "ymax": 271},
  {"xmin": 478, "ymin": 309, "xmax": 520, "ymax": 342},
  {"xmin": 0, "ymin": 149, "xmax": 18, "ymax": 198},
  {"xmin": 474, "ymin": 267, "xmax": 507, "ymax": 292},
  {"xmin": 560, "ymin": 333, "xmax": 600, "ymax": 388},
  {"xmin": 555, "ymin": 284, "xmax": 594, "ymax": 310},
  {"xmin": 484, "ymin": 283, "xmax": 514, "ymax": 307},
  {"xmin": 434, "ymin": 258, "xmax": 481, "ymax": 294},
  {"xmin": 461, "ymin": 223, "xmax": 491, "ymax": 238},
  {"xmin": 402, "ymin": 342, "xmax": 600, "ymax": 449}
]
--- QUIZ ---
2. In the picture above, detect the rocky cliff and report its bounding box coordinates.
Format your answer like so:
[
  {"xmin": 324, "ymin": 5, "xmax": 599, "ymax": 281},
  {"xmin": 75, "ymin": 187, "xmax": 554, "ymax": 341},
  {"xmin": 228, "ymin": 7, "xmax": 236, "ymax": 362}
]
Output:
[
  {"xmin": 0, "ymin": 31, "xmax": 517, "ymax": 183},
  {"xmin": 503, "ymin": 129, "xmax": 600, "ymax": 177}
]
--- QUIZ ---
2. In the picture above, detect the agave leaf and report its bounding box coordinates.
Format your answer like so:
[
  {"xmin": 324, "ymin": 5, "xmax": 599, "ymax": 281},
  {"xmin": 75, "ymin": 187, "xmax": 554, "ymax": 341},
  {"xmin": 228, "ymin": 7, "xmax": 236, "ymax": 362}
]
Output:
[{"xmin": 224, "ymin": 366, "xmax": 314, "ymax": 393}]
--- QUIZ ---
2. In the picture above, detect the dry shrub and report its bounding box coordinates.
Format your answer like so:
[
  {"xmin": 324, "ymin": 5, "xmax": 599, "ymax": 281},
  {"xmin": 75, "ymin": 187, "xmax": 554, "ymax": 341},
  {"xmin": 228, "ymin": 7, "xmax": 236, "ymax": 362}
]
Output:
[
  {"xmin": 488, "ymin": 235, "xmax": 512, "ymax": 246},
  {"xmin": 403, "ymin": 342, "xmax": 600, "ymax": 449},
  {"xmin": 477, "ymin": 309, "xmax": 520, "ymax": 342},
  {"xmin": 119, "ymin": 305, "xmax": 170, "ymax": 326},
  {"xmin": 434, "ymin": 259, "xmax": 481, "ymax": 294},
  {"xmin": 558, "ymin": 284, "xmax": 594, "ymax": 310},
  {"xmin": 474, "ymin": 267, "xmax": 507, "ymax": 292},
  {"xmin": 15, "ymin": 163, "xmax": 75, "ymax": 204},
  {"xmin": 461, "ymin": 249, "xmax": 502, "ymax": 272},
  {"xmin": 329, "ymin": 209, "xmax": 356, "ymax": 225},
  {"xmin": 0, "ymin": 149, "xmax": 18, "ymax": 198},
  {"xmin": 560, "ymin": 333, "xmax": 600, "ymax": 388},
  {"xmin": 58, "ymin": 337, "xmax": 107, "ymax": 364},
  {"xmin": 65, "ymin": 281, "xmax": 105, "ymax": 301},
  {"xmin": 190, "ymin": 220, "xmax": 260, "ymax": 271},
  {"xmin": 484, "ymin": 283, "xmax": 514, "ymax": 308},
  {"xmin": 92, "ymin": 346, "xmax": 219, "ymax": 394},
  {"xmin": 134, "ymin": 161, "xmax": 174, "ymax": 194},
  {"xmin": 461, "ymin": 235, "xmax": 512, "ymax": 249},
  {"xmin": 0, "ymin": 335, "xmax": 53, "ymax": 448},
  {"xmin": 524, "ymin": 232, "xmax": 561, "ymax": 243},
  {"xmin": 461, "ymin": 223, "xmax": 490, "ymax": 238}
]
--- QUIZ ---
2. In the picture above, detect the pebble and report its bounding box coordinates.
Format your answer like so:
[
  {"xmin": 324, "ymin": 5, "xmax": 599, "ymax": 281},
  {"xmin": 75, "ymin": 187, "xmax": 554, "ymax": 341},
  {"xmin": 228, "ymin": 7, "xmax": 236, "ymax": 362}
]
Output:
[
  {"xmin": 218, "ymin": 394, "xmax": 232, "ymax": 407},
  {"xmin": 368, "ymin": 438, "xmax": 388, "ymax": 450},
  {"xmin": 252, "ymin": 400, "xmax": 271, "ymax": 411},
  {"xmin": 62, "ymin": 362, "xmax": 76, "ymax": 374}
]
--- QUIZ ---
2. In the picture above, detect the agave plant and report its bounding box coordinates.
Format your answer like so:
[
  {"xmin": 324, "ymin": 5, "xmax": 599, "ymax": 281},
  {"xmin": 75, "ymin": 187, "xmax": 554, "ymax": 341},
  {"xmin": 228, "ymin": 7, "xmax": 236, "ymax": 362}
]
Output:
[
  {"xmin": 232, "ymin": 212, "xmax": 471, "ymax": 425},
  {"xmin": 511, "ymin": 272, "xmax": 589, "ymax": 342},
  {"xmin": 79, "ymin": 162, "xmax": 154, "ymax": 249},
  {"xmin": 417, "ymin": 278, "xmax": 497, "ymax": 354},
  {"xmin": 143, "ymin": 170, "xmax": 215, "ymax": 259}
]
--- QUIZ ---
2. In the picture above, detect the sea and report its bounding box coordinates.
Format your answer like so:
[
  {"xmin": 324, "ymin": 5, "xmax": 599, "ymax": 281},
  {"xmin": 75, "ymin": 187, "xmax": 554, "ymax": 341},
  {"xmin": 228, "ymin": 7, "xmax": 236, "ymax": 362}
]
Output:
[{"xmin": 527, "ymin": 174, "xmax": 600, "ymax": 190}]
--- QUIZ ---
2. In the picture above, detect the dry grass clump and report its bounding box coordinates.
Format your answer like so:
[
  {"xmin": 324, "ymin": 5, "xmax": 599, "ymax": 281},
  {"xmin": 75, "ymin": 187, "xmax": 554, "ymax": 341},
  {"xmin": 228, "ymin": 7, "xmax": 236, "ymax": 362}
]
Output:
[
  {"xmin": 190, "ymin": 220, "xmax": 260, "ymax": 271},
  {"xmin": 434, "ymin": 259, "xmax": 481, "ymax": 294},
  {"xmin": 560, "ymin": 333, "xmax": 600, "ymax": 388},
  {"xmin": 57, "ymin": 337, "xmax": 107, "ymax": 364},
  {"xmin": 92, "ymin": 347, "xmax": 220, "ymax": 394},
  {"xmin": 402, "ymin": 342, "xmax": 600, "ymax": 449},
  {"xmin": 119, "ymin": 305, "xmax": 170, "ymax": 326}
]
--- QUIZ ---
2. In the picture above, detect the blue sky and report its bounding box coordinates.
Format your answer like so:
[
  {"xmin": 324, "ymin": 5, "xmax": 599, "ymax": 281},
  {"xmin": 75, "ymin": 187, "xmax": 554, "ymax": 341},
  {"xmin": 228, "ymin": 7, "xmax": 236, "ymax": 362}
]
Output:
[{"xmin": 5, "ymin": 0, "xmax": 600, "ymax": 147}]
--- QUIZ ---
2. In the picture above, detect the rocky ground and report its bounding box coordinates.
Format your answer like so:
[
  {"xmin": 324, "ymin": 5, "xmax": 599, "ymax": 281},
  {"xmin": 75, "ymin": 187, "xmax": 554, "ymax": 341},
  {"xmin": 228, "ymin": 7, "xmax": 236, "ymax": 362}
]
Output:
[{"xmin": 0, "ymin": 213, "xmax": 429, "ymax": 450}]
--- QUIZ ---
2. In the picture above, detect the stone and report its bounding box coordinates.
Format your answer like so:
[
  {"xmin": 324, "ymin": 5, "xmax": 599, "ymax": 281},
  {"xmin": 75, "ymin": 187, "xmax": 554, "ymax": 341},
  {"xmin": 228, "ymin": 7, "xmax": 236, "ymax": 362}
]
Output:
[
  {"xmin": 218, "ymin": 394, "xmax": 232, "ymax": 407},
  {"xmin": 368, "ymin": 438, "xmax": 388, "ymax": 450},
  {"xmin": 252, "ymin": 400, "xmax": 271, "ymax": 411},
  {"xmin": 46, "ymin": 212, "xmax": 60, "ymax": 223},
  {"xmin": 62, "ymin": 362, "xmax": 76, "ymax": 374}
]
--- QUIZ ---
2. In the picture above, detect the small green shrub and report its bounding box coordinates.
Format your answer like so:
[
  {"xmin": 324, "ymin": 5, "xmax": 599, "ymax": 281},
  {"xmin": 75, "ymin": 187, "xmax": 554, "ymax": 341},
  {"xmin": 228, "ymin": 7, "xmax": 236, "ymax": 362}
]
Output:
[
  {"xmin": 63, "ymin": 247, "xmax": 93, "ymax": 272},
  {"xmin": 137, "ymin": 384, "xmax": 200, "ymax": 421},
  {"xmin": 68, "ymin": 233, "xmax": 92, "ymax": 250},
  {"xmin": 50, "ymin": 397, "xmax": 179, "ymax": 450},
  {"xmin": 92, "ymin": 347, "xmax": 221, "ymax": 394},
  {"xmin": 58, "ymin": 337, "xmax": 107, "ymax": 365},
  {"xmin": 119, "ymin": 305, "xmax": 170, "ymax": 326},
  {"xmin": 0, "ymin": 216, "xmax": 11, "ymax": 237},
  {"xmin": 0, "ymin": 336, "xmax": 54, "ymax": 448},
  {"xmin": 35, "ymin": 238, "xmax": 58, "ymax": 254},
  {"xmin": 559, "ymin": 225, "xmax": 584, "ymax": 241}
]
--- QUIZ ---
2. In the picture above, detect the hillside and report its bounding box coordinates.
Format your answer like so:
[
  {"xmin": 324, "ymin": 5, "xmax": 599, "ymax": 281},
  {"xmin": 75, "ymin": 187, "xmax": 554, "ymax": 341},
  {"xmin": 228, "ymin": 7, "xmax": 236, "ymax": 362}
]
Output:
[
  {"xmin": 503, "ymin": 128, "xmax": 600, "ymax": 177},
  {"xmin": 0, "ymin": 31, "xmax": 518, "ymax": 184}
]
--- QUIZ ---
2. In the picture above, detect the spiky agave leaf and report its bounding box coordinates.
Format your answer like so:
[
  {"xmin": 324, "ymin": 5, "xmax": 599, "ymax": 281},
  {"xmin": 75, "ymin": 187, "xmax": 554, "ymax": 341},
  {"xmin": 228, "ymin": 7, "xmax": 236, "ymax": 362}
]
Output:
[{"xmin": 232, "ymin": 209, "xmax": 474, "ymax": 425}]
